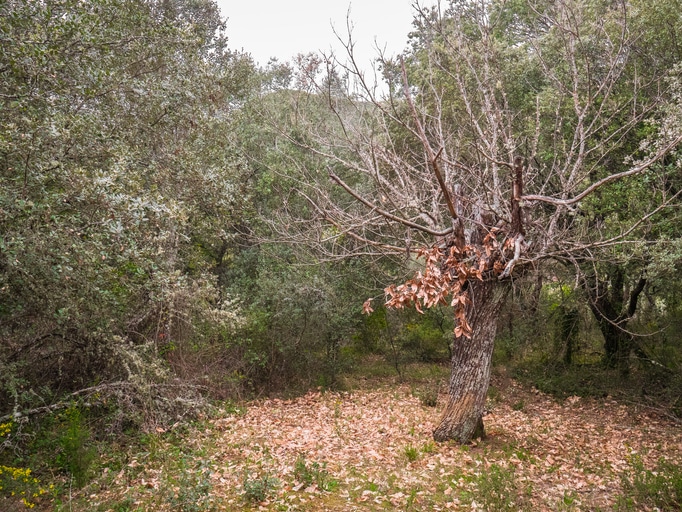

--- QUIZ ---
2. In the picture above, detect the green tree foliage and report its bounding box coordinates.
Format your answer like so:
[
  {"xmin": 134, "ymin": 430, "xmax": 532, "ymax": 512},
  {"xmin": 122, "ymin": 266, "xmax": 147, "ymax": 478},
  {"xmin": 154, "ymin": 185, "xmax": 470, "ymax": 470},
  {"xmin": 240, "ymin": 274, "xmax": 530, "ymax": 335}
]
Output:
[
  {"xmin": 224, "ymin": 77, "xmax": 388, "ymax": 390},
  {"xmin": 0, "ymin": 0, "xmax": 255, "ymax": 423}
]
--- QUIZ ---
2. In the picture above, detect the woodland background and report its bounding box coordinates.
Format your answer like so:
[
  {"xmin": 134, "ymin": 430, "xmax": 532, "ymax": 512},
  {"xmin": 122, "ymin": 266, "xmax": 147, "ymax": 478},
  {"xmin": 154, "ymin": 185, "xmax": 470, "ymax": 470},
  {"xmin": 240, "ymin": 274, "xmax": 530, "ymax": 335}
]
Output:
[{"xmin": 1, "ymin": 0, "xmax": 681, "ymax": 509}]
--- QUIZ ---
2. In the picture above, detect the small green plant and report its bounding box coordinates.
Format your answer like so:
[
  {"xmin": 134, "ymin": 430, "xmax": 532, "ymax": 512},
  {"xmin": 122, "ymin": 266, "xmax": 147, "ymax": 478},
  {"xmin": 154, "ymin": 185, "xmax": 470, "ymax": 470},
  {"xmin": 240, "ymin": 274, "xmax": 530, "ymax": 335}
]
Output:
[
  {"xmin": 366, "ymin": 481, "xmax": 379, "ymax": 492},
  {"xmin": 293, "ymin": 455, "xmax": 313, "ymax": 486},
  {"xmin": 403, "ymin": 445, "xmax": 419, "ymax": 462},
  {"xmin": 557, "ymin": 490, "xmax": 580, "ymax": 510},
  {"xmin": 616, "ymin": 455, "xmax": 682, "ymax": 510},
  {"xmin": 421, "ymin": 441, "xmax": 436, "ymax": 454},
  {"xmin": 166, "ymin": 458, "xmax": 214, "ymax": 512},
  {"xmin": 405, "ymin": 486, "xmax": 419, "ymax": 510},
  {"xmin": 243, "ymin": 473, "xmax": 279, "ymax": 502},
  {"xmin": 293, "ymin": 455, "xmax": 337, "ymax": 491},
  {"xmin": 56, "ymin": 407, "xmax": 97, "ymax": 488}
]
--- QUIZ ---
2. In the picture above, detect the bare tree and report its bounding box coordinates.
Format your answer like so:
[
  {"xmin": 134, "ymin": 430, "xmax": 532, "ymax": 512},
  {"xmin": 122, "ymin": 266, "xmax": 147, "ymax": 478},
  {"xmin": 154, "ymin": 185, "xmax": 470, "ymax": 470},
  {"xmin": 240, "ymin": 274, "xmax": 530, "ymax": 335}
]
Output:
[{"xmin": 263, "ymin": 0, "xmax": 682, "ymax": 443}]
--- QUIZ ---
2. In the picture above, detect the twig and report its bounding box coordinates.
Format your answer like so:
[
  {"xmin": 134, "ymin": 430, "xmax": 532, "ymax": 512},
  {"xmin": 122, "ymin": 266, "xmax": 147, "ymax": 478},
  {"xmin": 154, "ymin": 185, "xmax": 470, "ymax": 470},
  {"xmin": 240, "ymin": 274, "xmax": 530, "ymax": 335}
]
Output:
[
  {"xmin": 522, "ymin": 134, "xmax": 682, "ymax": 206},
  {"xmin": 499, "ymin": 234, "xmax": 524, "ymax": 279}
]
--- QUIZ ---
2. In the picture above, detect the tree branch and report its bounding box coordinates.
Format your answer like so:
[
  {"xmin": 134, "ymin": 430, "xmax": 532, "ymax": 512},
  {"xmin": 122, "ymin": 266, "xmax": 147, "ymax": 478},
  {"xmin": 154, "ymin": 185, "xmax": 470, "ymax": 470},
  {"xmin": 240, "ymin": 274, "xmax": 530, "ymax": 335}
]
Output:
[
  {"xmin": 626, "ymin": 276, "xmax": 647, "ymax": 319},
  {"xmin": 400, "ymin": 61, "xmax": 460, "ymax": 226},
  {"xmin": 522, "ymin": 134, "xmax": 682, "ymax": 206},
  {"xmin": 498, "ymin": 234, "xmax": 524, "ymax": 279},
  {"xmin": 296, "ymin": 188, "xmax": 406, "ymax": 253},
  {"xmin": 328, "ymin": 172, "xmax": 453, "ymax": 236}
]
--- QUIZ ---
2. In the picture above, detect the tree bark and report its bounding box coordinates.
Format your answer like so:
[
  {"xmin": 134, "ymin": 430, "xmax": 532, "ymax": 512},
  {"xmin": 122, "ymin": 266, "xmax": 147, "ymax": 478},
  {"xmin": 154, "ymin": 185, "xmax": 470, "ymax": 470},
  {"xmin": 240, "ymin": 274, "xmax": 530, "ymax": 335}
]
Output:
[{"xmin": 433, "ymin": 280, "xmax": 508, "ymax": 443}]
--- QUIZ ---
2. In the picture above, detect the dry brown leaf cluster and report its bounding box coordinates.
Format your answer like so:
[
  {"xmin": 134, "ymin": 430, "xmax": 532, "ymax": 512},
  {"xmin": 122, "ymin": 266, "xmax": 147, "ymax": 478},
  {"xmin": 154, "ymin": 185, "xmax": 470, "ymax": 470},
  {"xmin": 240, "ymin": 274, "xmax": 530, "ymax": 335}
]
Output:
[
  {"xmin": 83, "ymin": 375, "xmax": 682, "ymax": 511},
  {"xmin": 194, "ymin": 378, "xmax": 681, "ymax": 510},
  {"xmin": 379, "ymin": 239, "xmax": 515, "ymax": 339}
]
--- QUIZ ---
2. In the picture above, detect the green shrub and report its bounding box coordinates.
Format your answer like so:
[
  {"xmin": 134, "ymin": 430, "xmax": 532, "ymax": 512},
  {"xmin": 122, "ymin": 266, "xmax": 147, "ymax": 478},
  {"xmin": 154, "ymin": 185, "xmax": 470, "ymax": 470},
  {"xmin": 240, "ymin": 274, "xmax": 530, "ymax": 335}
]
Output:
[
  {"xmin": 397, "ymin": 318, "xmax": 451, "ymax": 363},
  {"xmin": 243, "ymin": 473, "xmax": 279, "ymax": 502},
  {"xmin": 56, "ymin": 408, "xmax": 96, "ymax": 488},
  {"xmin": 166, "ymin": 458, "xmax": 214, "ymax": 512}
]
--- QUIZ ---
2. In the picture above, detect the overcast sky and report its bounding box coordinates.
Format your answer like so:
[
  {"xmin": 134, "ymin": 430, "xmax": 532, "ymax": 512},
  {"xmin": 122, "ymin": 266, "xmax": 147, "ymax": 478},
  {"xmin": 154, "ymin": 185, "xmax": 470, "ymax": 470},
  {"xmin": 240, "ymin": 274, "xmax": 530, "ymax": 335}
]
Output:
[{"xmin": 216, "ymin": 1, "xmax": 436, "ymax": 71}]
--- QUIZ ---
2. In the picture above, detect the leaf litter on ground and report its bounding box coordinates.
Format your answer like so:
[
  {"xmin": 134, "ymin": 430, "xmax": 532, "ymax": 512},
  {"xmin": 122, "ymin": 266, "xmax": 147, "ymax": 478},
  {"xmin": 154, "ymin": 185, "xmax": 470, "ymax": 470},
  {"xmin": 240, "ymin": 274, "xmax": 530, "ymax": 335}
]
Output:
[{"xmin": 85, "ymin": 375, "xmax": 682, "ymax": 511}]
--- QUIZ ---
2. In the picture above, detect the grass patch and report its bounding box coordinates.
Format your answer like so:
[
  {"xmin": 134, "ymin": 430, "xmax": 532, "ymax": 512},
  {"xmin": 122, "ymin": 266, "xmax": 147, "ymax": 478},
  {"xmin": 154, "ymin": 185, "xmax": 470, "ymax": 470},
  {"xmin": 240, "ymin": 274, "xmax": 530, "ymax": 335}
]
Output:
[
  {"xmin": 293, "ymin": 454, "xmax": 338, "ymax": 491},
  {"xmin": 471, "ymin": 463, "xmax": 531, "ymax": 511},
  {"xmin": 403, "ymin": 445, "xmax": 420, "ymax": 462},
  {"xmin": 421, "ymin": 441, "xmax": 436, "ymax": 454},
  {"xmin": 343, "ymin": 359, "xmax": 448, "ymax": 390},
  {"xmin": 616, "ymin": 455, "xmax": 682, "ymax": 510},
  {"xmin": 242, "ymin": 473, "xmax": 279, "ymax": 503}
]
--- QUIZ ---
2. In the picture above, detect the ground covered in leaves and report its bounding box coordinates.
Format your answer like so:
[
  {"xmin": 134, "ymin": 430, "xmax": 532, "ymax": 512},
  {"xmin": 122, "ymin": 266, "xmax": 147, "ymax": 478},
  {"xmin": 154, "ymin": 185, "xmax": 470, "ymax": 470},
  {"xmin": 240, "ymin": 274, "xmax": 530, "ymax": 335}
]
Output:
[{"xmin": 72, "ymin": 373, "xmax": 682, "ymax": 511}]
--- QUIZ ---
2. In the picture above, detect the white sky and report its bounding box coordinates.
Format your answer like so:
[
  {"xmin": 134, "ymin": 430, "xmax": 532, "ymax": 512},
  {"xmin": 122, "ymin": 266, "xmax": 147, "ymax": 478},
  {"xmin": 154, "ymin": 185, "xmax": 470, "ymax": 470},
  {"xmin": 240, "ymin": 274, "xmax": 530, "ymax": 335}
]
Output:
[{"xmin": 217, "ymin": 1, "xmax": 436, "ymax": 71}]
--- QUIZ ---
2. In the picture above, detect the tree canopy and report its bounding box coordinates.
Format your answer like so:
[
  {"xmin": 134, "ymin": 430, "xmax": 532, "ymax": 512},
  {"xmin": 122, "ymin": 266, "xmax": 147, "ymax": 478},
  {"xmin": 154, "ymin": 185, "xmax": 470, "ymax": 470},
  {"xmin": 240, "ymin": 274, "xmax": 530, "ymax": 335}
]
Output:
[{"xmin": 0, "ymin": 0, "xmax": 255, "ymax": 420}]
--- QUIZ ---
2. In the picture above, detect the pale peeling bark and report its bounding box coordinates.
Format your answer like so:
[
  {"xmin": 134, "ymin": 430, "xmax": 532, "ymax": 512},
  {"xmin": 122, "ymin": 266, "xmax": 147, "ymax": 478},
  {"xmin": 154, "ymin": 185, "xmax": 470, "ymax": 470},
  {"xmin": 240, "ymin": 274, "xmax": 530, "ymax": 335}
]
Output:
[{"xmin": 433, "ymin": 280, "xmax": 508, "ymax": 443}]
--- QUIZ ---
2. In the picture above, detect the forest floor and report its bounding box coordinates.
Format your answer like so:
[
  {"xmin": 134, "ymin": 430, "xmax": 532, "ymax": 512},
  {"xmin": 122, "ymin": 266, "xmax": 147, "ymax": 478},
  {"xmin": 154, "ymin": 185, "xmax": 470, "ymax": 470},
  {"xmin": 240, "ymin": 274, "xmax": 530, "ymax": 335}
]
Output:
[{"xmin": 58, "ymin": 367, "xmax": 682, "ymax": 511}]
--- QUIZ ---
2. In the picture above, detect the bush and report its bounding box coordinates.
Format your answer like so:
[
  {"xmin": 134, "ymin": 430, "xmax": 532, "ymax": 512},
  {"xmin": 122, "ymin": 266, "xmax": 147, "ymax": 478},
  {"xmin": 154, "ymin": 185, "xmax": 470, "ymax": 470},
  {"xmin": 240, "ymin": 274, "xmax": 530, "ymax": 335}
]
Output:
[
  {"xmin": 56, "ymin": 408, "xmax": 96, "ymax": 488},
  {"xmin": 243, "ymin": 473, "xmax": 279, "ymax": 503},
  {"xmin": 0, "ymin": 0, "xmax": 251, "ymax": 434}
]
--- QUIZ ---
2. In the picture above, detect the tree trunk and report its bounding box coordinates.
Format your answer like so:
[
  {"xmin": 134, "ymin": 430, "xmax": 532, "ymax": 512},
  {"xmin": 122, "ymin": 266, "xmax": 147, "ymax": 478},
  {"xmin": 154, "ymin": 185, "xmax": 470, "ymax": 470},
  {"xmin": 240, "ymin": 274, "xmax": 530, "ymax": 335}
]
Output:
[
  {"xmin": 593, "ymin": 313, "xmax": 632, "ymax": 372},
  {"xmin": 433, "ymin": 280, "xmax": 508, "ymax": 443},
  {"xmin": 558, "ymin": 306, "xmax": 579, "ymax": 366},
  {"xmin": 583, "ymin": 268, "xmax": 646, "ymax": 376}
]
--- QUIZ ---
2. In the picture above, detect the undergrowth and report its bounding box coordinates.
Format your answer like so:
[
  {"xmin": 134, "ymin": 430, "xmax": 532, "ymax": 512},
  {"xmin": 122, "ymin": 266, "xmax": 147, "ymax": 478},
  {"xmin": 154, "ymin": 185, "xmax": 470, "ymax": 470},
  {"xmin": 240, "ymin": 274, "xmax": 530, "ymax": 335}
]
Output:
[
  {"xmin": 243, "ymin": 473, "xmax": 279, "ymax": 503},
  {"xmin": 165, "ymin": 458, "xmax": 214, "ymax": 512},
  {"xmin": 458, "ymin": 463, "xmax": 531, "ymax": 511},
  {"xmin": 616, "ymin": 455, "xmax": 682, "ymax": 510},
  {"xmin": 293, "ymin": 454, "xmax": 338, "ymax": 491}
]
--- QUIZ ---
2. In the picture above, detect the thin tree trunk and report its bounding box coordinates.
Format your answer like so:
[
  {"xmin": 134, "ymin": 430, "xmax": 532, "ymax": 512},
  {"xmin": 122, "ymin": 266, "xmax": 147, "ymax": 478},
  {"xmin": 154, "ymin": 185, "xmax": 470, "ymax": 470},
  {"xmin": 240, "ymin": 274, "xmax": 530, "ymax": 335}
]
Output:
[
  {"xmin": 558, "ymin": 306, "xmax": 579, "ymax": 365},
  {"xmin": 433, "ymin": 280, "xmax": 508, "ymax": 443}
]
